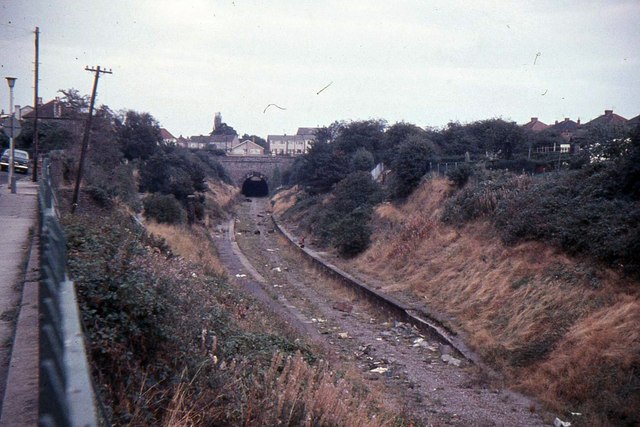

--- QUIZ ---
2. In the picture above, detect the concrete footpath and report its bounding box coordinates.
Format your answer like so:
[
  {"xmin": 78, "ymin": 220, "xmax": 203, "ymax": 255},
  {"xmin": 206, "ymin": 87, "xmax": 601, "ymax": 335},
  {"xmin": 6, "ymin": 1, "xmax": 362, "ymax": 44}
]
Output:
[{"xmin": 0, "ymin": 177, "xmax": 40, "ymax": 426}]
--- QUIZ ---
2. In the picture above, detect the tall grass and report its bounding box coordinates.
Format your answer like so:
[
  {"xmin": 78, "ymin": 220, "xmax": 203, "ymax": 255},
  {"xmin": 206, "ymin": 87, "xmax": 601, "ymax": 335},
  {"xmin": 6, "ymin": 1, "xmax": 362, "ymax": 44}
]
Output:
[
  {"xmin": 343, "ymin": 177, "xmax": 640, "ymax": 425},
  {"xmin": 146, "ymin": 221, "xmax": 226, "ymax": 276}
]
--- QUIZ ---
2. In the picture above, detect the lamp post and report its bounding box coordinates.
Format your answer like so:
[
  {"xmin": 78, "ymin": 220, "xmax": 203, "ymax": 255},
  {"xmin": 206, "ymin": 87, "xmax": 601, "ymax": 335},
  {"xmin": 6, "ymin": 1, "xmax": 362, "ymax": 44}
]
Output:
[{"xmin": 5, "ymin": 77, "xmax": 16, "ymax": 191}]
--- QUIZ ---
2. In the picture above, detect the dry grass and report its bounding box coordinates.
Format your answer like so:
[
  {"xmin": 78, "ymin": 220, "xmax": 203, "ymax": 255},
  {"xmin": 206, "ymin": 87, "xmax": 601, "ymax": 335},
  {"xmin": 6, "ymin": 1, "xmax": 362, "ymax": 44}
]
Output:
[
  {"xmin": 339, "ymin": 177, "xmax": 640, "ymax": 424},
  {"xmin": 242, "ymin": 352, "xmax": 392, "ymax": 427},
  {"xmin": 272, "ymin": 186, "xmax": 300, "ymax": 216},
  {"xmin": 146, "ymin": 221, "xmax": 226, "ymax": 276},
  {"xmin": 208, "ymin": 179, "xmax": 239, "ymax": 208}
]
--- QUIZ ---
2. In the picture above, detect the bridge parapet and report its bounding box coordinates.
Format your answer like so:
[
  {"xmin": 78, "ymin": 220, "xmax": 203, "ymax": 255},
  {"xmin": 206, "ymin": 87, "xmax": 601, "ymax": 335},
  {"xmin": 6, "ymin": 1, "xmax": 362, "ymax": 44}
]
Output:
[{"xmin": 218, "ymin": 155, "xmax": 295, "ymax": 187}]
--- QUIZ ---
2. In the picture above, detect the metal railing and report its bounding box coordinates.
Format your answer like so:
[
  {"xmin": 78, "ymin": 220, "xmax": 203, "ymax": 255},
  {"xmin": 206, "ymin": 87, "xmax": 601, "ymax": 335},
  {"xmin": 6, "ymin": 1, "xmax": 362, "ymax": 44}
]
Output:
[{"xmin": 38, "ymin": 158, "xmax": 98, "ymax": 426}]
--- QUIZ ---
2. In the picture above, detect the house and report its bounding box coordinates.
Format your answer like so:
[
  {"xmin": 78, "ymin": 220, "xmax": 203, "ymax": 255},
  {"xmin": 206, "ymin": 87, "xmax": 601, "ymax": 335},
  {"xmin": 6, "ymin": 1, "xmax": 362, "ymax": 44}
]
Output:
[
  {"xmin": 229, "ymin": 140, "xmax": 265, "ymax": 156},
  {"xmin": 296, "ymin": 127, "xmax": 319, "ymax": 137},
  {"xmin": 185, "ymin": 135, "xmax": 210, "ymax": 150},
  {"xmin": 160, "ymin": 128, "xmax": 177, "ymax": 145},
  {"xmin": 584, "ymin": 110, "xmax": 628, "ymax": 127},
  {"xmin": 548, "ymin": 117, "xmax": 580, "ymax": 141},
  {"xmin": 22, "ymin": 97, "xmax": 65, "ymax": 120},
  {"xmin": 210, "ymin": 134, "xmax": 239, "ymax": 152},
  {"xmin": 268, "ymin": 127, "xmax": 317, "ymax": 155},
  {"xmin": 627, "ymin": 114, "xmax": 640, "ymax": 128},
  {"xmin": 522, "ymin": 117, "xmax": 549, "ymax": 132}
]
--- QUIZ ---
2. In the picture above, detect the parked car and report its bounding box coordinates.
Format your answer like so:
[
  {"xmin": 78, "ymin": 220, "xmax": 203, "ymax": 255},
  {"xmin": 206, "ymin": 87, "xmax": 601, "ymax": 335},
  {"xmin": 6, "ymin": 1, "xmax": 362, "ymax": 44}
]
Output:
[{"xmin": 0, "ymin": 149, "xmax": 30, "ymax": 174}]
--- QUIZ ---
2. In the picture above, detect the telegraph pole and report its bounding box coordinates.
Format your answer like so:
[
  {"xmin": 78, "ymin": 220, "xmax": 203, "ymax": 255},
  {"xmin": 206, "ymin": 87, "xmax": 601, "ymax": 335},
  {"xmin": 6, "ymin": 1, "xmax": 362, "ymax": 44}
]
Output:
[
  {"xmin": 71, "ymin": 65, "xmax": 112, "ymax": 214},
  {"xmin": 32, "ymin": 26, "xmax": 40, "ymax": 182}
]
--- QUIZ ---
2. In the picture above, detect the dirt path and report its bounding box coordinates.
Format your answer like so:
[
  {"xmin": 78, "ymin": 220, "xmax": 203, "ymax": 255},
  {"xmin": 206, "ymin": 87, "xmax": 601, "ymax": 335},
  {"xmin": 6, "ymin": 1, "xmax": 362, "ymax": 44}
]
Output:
[{"xmin": 212, "ymin": 197, "xmax": 548, "ymax": 426}]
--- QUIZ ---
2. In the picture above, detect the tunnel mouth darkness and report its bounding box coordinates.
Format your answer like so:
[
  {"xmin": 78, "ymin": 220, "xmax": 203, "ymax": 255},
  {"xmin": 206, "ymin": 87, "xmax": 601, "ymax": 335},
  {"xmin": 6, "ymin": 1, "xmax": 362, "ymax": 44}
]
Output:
[{"xmin": 242, "ymin": 176, "xmax": 269, "ymax": 197}]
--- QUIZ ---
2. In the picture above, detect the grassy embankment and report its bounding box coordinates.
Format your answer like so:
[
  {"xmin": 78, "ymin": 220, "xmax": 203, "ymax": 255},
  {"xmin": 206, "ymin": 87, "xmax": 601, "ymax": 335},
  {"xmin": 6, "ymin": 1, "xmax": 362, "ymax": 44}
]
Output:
[
  {"xmin": 276, "ymin": 177, "xmax": 639, "ymax": 426},
  {"xmin": 62, "ymin": 180, "xmax": 402, "ymax": 426},
  {"xmin": 357, "ymin": 179, "xmax": 639, "ymax": 426}
]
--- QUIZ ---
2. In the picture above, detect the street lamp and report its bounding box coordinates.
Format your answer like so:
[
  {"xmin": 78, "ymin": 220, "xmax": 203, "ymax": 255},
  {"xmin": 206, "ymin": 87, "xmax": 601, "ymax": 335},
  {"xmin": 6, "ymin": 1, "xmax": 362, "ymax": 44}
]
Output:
[{"xmin": 5, "ymin": 77, "xmax": 16, "ymax": 191}]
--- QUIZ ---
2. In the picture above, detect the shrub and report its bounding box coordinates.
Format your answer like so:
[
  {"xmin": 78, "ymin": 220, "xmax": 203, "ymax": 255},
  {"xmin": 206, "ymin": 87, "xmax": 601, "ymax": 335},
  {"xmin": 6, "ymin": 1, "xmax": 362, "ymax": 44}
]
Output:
[
  {"xmin": 309, "ymin": 172, "xmax": 382, "ymax": 256},
  {"xmin": 446, "ymin": 163, "xmax": 474, "ymax": 188},
  {"xmin": 333, "ymin": 207, "xmax": 373, "ymax": 256},
  {"xmin": 390, "ymin": 135, "xmax": 436, "ymax": 199},
  {"xmin": 143, "ymin": 193, "xmax": 186, "ymax": 224},
  {"xmin": 350, "ymin": 147, "xmax": 375, "ymax": 172},
  {"xmin": 441, "ymin": 171, "xmax": 530, "ymax": 224}
]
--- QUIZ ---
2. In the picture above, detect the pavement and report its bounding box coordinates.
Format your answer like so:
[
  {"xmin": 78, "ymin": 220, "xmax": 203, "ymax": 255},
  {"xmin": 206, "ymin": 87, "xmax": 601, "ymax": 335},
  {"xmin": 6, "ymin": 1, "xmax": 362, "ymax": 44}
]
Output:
[{"xmin": 0, "ymin": 175, "xmax": 40, "ymax": 426}]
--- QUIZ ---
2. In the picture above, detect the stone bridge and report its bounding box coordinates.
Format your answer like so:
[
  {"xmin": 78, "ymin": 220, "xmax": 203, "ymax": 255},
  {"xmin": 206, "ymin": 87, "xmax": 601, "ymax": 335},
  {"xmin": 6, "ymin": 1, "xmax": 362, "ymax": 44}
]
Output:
[{"xmin": 218, "ymin": 155, "xmax": 296, "ymax": 197}]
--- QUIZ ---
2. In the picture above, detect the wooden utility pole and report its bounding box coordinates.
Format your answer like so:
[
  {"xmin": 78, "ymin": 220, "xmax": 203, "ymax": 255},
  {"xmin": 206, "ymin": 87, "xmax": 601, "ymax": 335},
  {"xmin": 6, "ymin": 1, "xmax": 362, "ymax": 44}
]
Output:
[
  {"xmin": 31, "ymin": 26, "xmax": 40, "ymax": 182},
  {"xmin": 71, "ymin": 65, "xmax": 112, "ymax": 214}
]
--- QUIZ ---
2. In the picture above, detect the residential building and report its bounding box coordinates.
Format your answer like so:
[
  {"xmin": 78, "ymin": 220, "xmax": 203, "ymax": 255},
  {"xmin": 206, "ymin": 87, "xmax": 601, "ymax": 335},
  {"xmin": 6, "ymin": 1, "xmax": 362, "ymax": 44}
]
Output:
[
  {"xmin": 184, "ymin": 135, "xmax": 210, "ymax": 150},
  {"xmin": 210, "ymin": 134, "xmax": 239, "ymax": 152},
  {"xmin": 549, "ymin": 118, "xmax": 580, "ymax": 141},
  {"xmin": 584, "ymin": 110, "xmax": 628, "ymax": 127},
  {"xmin": 522, "ymin": 117, "xmax": 549, "ymax": 132},
  {"xmin": 229, "ymin": 139, "xmax": 265, "ymax": 156},
  {"xmin": 268, "ymin": 127, "xmax": 318, "ymax": 155},
  {"xmin": 22, "ymin": 97, "xmax": 65, "ymax": 120},
  {"xmin": 160, "ymin": 128, "xmax": 177, "ymax": 145}
]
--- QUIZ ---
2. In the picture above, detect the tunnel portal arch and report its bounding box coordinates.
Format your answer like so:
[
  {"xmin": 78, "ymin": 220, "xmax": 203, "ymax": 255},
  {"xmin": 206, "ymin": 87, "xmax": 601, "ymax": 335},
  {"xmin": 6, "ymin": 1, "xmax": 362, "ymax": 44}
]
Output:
[{"xmin": 241, "ymin": 171, "xmax": 269, "ymax": 197}]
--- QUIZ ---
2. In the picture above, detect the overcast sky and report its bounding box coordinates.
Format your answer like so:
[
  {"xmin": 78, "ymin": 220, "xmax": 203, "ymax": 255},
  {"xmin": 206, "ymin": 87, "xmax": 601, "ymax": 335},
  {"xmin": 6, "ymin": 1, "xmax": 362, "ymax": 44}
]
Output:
[{"xmin": 1, "ymin": 0, "xmax": 638, "ymax": 138}]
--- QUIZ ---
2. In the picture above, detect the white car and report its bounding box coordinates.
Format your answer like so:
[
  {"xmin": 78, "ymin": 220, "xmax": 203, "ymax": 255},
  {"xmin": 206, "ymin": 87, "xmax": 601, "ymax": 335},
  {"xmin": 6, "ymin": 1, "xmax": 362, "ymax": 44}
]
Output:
[{"xmin": 0, "ymin": 149, "xmax": 30, "ymax": 174}]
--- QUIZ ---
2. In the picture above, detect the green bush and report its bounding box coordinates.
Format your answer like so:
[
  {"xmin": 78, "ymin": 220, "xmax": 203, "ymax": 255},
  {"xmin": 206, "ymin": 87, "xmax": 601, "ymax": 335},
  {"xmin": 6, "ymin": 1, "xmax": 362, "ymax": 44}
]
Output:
[
  {"xmin": 332, "ymin": 207, "xmax": 373, "ymax": 256},
  {"xmin": 441, "ymin": 171, "xmax": 528, "ymax": 224},
  {"xmin": 446, "ymin": 163, "xmax": 474, "ymax": 188},
  {"xmin": 443, "ymin": 163, "xmax": 640, "ymax": 276},
  {"xmin": 390, "ymin": 135, "xmax": 437, "ymax": 199},
  {"xmin": 143, "ymin": 193, "xmax": 186, "ymax": 224},
  {"xmin": 494, "ymin": 168, "xmax": 640, "ymax": 275},
  {"xmin": 307, "ymin": 172, "xmax": 382, "ymax": 256}
]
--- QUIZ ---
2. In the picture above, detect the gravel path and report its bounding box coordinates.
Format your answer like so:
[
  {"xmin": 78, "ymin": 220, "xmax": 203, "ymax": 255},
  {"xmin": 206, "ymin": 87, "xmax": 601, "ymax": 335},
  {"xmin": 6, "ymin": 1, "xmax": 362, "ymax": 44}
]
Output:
[{"xmin": 212, "ymin": 197, "xmax": 548, "ymax": 426}]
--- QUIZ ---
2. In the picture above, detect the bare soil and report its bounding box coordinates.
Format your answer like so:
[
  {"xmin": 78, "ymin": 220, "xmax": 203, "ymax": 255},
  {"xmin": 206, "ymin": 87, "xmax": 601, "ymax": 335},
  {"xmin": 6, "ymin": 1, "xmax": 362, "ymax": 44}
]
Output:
[{"xmin": 212, "ymin": 197, "xmax": 549, "ymax": 426}]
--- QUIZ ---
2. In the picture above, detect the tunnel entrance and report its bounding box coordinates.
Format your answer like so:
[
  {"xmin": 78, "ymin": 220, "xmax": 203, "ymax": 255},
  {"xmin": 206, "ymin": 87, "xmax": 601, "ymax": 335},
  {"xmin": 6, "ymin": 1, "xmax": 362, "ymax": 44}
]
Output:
[{"xmin": 242, "ymin": 175, "xmax": 269, "ymax": 197}]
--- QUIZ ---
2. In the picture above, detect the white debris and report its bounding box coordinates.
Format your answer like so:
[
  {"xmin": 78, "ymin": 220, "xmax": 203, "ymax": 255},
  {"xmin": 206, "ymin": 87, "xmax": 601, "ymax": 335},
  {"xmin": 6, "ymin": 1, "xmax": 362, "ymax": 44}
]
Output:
[
  {"xmin": 441, "ymin": 354, "xmax": 462, "ymax": 367},
  {"xmin": 272, "ymin": 267, "xmax": 282, "ymax": 272},
  {"xmin": 235, "ymin": 274, "xmax": 247, "ymax": 278},
  {"xmin": 553, "ymin": 418, "xmax": 571, "ymax": 427},
  {"xmin": 370, "ymin": 367, "xmax": 388, "ymax": 374},
  {"xmin": 337, "ymin": 332, "xmax": 349, "ymax": 339}
]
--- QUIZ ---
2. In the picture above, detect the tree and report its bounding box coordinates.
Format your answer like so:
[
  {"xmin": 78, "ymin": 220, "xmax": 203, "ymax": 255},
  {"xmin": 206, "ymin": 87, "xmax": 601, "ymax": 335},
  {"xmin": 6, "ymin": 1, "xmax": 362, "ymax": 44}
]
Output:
[
  {"xmin": 294, "ymin": 141, "xmax": 349, "ymax": 194},
  {"xmin": 315, "ymin": 172, "xmax": 382, "ymax": 257},
  {"xmin": 118, "ymin": 110, "xmax": 162, "ymax": 161},
  {"xmin": 332, "ymin": 119, "xmax": 386, "ymax": 160},
  {"xmin": 582, "ymin": 123, "xmax": 631, "ymax": 161},
  {"xmin": 350, "ymin": 148, "xmax": 375, "ymax": 172},
  {"xmin": 479, "ymin": 119, "xmax": 526, "ymax": 160},
  {"xmin": 211, "ymin": 122, "xmax": 237, "ymax": 136},
  {"xmin": 390, "ymin": 135, "xmax": 437, "ymax": 198},
  {"xmin": 58, "ymin": 88, "xmax": 90, "ymax": 119},
  {"xmin": 381, "ymin": 122, "xmax": 426, "ymax": 164}
]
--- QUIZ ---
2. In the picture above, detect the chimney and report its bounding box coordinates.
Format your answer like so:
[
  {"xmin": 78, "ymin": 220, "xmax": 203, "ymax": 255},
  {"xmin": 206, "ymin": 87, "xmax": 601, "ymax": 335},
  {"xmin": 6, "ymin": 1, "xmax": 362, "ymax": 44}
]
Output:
[
  {"xmin": 604, "ymin": 109, "xmax": 613, "ymax": 115},
  {"xmin": 564, "ymin": 118, "xmax": 570, "ymax": 122},
  {"xmin": 531, "ymin": 117, "xmax": 538, "ymax": 122},
  {"xmin": 555, "ymin": 120, "xmax": 559, "ymax": 125},
  {"xmin": 37, "ymin": 97, "xmax": 43, "ymax": 106},
  {"xmin": 577, "ymin": 118, "xmax": 581, "ymax": 125}
]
